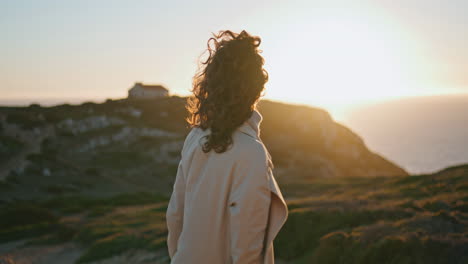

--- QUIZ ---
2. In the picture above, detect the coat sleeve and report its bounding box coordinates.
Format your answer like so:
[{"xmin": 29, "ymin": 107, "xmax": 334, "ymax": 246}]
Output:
[
  {"xmin": 228, "ymin": 153, "xmax": 271, "ymax": 264},
  {"xmin": 166, "ymin": 159, "xmax": 186, "ymax": 258}
]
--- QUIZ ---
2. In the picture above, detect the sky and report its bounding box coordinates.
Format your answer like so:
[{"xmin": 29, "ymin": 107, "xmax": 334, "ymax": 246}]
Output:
[{"xmin": 1, "ymin": 0, "xmax": 468, "ymax": 120}]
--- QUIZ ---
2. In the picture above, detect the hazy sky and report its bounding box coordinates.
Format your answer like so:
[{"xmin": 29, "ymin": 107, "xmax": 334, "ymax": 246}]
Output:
[{"xmin": 1, "ymin": 0, "xmax": 468, "ymax": 116}]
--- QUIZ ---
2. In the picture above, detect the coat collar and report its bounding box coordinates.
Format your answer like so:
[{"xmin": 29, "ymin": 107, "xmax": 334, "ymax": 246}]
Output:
[{"xmin": 237, "ymin": 108, "xmax": 263, "ymax": 140}]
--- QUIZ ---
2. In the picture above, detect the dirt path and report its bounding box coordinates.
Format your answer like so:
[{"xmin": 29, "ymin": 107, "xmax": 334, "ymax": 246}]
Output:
[
  {"xmin": 0, "ymin": 242, "xmax": 83, "ymax": 264},
  {"xmin": 0, "ymin": 242, "xmax": 172, "ymax": 264}
]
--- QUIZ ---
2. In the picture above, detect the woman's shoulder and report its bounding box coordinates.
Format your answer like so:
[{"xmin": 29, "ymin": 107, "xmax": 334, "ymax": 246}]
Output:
[
  {"xmin": 182, "ymin": 127, "xmax": 272, "ymax": 168},
  {"xmin": 180, "ymin": 127, "xmax": 203, "ymax": 157},
  {"xmin": 232, "ymin": 133, "xmax": 271, "ymax": 169},
  {"xmin": 184, "ymin": 126, "xmax": 205, "ymax": 142}
]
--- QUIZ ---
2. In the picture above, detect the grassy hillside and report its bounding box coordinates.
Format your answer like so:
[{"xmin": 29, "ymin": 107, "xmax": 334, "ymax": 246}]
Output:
[
  {"xmin": 1, "ymin": 165, "xmax": 467, "ymax": 263},
  {"xmin": 0, "ymin": 96, "xmax": 436, "ymax": 263},
  {"xmin": 0, "ymin": 96, "xmax": 407, "ymax": 202},
  {"xmin": 275, "ymin": 164, "xmax": 468, "ymax": 263}
]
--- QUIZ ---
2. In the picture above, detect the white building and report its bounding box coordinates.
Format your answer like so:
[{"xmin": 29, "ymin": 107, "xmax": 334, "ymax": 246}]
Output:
[{"xmin": 128, "ymin": 82, "xmax": 169, "ymax": 99}]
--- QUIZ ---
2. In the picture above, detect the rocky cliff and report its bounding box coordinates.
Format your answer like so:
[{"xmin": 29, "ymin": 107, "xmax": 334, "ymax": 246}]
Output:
[{"xmin": 0, "ymin": 96, "xmax": 407, "ymax": 201}]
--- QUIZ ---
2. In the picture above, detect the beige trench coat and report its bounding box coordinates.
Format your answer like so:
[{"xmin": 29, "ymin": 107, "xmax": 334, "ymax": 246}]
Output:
[{"xmin": 166, "ymin": 109, "xmax": 288, "ymax": 264}]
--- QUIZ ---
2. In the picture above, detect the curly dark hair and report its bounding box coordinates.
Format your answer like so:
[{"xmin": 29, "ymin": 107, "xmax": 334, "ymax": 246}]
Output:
[{"xmin": 186, "ymin": 30, "xmax": 269, "ymax": 153}]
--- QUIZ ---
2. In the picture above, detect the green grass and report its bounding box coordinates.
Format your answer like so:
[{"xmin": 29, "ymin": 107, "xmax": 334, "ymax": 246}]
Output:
[
  {"xmin": 0, "ymin": 202, "xmax": 58, "ymax": 229},
  {"xmin": 0, "ymin": 191, "xmax": 170, "ymax": 262},
  {"xmin": 74, "ymin": 198, "xmax": 168, "ymax": 263},
  {"xmin": 76, "ymin": 234, "xmax": 165, "ymax": 263},
  {"xmin": 1, "ymin": 172, "xmax": 468, "ymax": 264},
  {"xmin": 273, "ymin": 167, "xmax": 468, "ymax": 263},
  {"xmin": 1, "ymin": 107, "xmax": 467, "ymax": 264},
  {"xmin": 40, "ymin": 192, "xmax": 168, "ymax": 214},
  {"xmin": 0, "ymin": 202, "xmax": 59, "ymax": 243},
  {"xmin": 308, "ymin": 232, "xmax": 468, "ymax": 264},
  {"xmin": 89, "ymin": 150, "xmax": 154, "ymax": 170},
  {"xmin": 0, "ymin": 135, "xmax": 24, "ymax": 161},
  {"xmin": 275, "ymin": 208, "xmax": 414, "ymax": 260},
  {"xmin": 0, "ymin": 192, "xmax": 168, "ymax": 245},
  {"xmin": 5, "ymin": 111, "xmax": 46, "ymax": 129}
]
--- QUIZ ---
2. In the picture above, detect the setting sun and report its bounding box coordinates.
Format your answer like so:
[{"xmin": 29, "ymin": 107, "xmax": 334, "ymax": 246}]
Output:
[
  {"xmin": 2, "ymin": 0, "xmax": 467, "ymax": 120},
  {"xmin": 257, "ymin": 4, "xmax": 438, "ymax": 119}
]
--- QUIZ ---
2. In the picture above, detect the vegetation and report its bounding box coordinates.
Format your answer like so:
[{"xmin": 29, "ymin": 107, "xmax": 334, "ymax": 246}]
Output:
[
  {"xmin": 0, "ymin": 201, "xmax": 61, "ymax": 244},
  {"xmin": 274, "ymin": 165, "xmax": 468, "ymax": 263},
  {"xmin": 0, "ymin": 165, "xmax": 466, "ymax": 263},
  {"xmin": 0, "ymin": 192, "xmax": 169, "ymax": 263},
  {"xmin": 0, "ymin": 135, "xmax": 24, "ymax": 162},
  {"xmin": 0, "ymin": 98, "xmax": 465, "ymax": 263}
]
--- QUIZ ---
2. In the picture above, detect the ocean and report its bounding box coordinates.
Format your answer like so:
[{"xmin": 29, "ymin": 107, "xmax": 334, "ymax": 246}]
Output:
[{"xmin": 341, "ymin": 95, "xmax": 468, "ymax": 174}]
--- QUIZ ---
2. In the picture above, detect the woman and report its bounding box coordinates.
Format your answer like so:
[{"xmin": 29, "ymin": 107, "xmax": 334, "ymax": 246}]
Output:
[{"xmin": 166, "ymin": 30, "xmax": 288, "ymax": 264}]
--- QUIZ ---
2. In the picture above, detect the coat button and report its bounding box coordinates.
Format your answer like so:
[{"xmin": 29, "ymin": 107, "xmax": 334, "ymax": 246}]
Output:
[{"xmin": 230, "ymin": 202, "xmax": 236, "ymax": 207}]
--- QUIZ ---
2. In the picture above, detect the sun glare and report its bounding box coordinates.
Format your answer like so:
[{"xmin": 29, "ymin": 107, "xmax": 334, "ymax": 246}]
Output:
[{"xmin": 259, "ymin": 6, "xmax": 428, "ymax": 121}]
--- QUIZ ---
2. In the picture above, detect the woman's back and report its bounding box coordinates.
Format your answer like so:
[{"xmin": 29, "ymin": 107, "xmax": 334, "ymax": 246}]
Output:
[
  {"xmin": 166, "ymin": 109, "xmax": 287, "ymax": 263},
  {"xmin": 166, "ymin": 30, "xmax": 288, "ymax": 264}
]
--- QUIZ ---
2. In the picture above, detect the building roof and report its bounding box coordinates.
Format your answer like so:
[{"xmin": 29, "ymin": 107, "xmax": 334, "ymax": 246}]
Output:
[{"xmin": 133, "ymin": 82, "xmax": 168, "ymax": 91}]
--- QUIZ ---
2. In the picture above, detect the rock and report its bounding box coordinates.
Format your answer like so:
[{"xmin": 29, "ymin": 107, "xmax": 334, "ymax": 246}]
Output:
[{"xmin": 42, "ymin": 168, "xmax": 51, "ymax": 177}]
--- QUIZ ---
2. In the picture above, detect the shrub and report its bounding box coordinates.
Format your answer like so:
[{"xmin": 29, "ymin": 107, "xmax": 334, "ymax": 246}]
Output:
[
  {"xmin": 0, "ymin": 136, "xmax": 24, "ymax": 161},
  {"xmin": 0, "ymin": 202, "xmax": 58, "ymax": 229},
  {"xmin": 310, "ymin": 235, "xmax": 468, "ymax": 264},
  {"xmin": 76, "ymin": 235, "xmax": 152, "ymax": 263},
  {"xmin": 275, "ymin": 208, "xmax": 413, "ymax": 260},
  {"xmin": 0, "ymin": 202, "xmax": 58, "ymax": 243},
  {"xmin": 6, "ymin": 112, "xmax": 45, "ymax": 129}
]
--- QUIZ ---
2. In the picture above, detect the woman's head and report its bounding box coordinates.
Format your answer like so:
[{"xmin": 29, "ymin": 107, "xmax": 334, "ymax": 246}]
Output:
[{"xmin": 186, "ymin": 30, "xmax": 268, "ymax": 153}]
